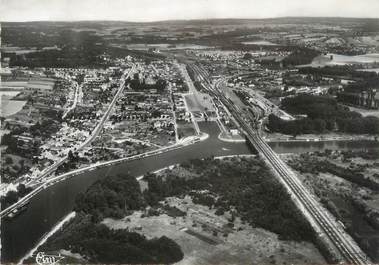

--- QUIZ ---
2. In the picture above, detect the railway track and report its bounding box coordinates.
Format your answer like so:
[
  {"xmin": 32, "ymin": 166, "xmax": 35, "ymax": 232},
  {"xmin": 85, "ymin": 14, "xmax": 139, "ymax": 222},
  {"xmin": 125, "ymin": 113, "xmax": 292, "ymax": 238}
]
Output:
[
  {"xmin": 188, "ymin": 63, "xmax": 370, "ymax": 265},
  {"xmin": 246, "ymin": 125, "xmax": 369, "ymax": 265}
]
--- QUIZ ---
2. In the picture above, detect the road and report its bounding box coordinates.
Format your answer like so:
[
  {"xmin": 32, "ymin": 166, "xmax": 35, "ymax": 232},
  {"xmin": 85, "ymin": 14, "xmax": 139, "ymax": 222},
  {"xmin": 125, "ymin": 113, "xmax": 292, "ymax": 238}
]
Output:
[
  {"xmin": 178, "ymin": 63, "xmax": 201, "ymax": 134},
  {"xmin": 62, "ymin": 81, "xmax": 80, "ymax": 120},
  {"xmin": 189, "ymin": 63, "xmax": 370, "ymax": 265},
  {"xmin": 24, "ymin": 65, "xmax": 136, "ymax": 188}
]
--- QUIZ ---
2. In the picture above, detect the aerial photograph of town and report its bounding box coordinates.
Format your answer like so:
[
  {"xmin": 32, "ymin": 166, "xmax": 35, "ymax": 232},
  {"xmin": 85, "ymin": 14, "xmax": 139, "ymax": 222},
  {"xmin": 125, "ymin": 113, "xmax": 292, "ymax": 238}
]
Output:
[{"xmin": 0, "ymin": 0, "xmax": 379, "ymax": 264}]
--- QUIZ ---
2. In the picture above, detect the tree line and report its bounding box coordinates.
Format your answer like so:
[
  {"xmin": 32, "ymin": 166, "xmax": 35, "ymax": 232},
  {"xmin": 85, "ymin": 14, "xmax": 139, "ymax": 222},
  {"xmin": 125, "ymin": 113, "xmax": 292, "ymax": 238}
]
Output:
[{"xmin": 267, "ymin": 94, "xmax": 379, "ymax": 136}]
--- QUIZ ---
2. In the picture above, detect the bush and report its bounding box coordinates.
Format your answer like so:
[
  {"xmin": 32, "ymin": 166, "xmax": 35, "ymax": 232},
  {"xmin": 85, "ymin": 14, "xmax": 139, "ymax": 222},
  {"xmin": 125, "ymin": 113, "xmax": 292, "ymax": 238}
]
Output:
[{"xmin": 5, "ymin": 156, "xmax": 13, "ymax": 165}]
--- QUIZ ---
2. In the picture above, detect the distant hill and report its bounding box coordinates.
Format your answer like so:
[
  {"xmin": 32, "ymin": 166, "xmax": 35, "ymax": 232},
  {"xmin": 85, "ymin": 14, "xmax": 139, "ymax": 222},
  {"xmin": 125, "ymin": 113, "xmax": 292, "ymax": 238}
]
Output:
[{"xmin": 2, "ymin": 16, "xmax": 379, "ymax": 28}]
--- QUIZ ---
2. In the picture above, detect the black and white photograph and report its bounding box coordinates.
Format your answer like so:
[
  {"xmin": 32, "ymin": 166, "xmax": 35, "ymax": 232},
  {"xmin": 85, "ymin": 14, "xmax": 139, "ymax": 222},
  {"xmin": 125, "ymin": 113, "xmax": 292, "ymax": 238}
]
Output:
[{"xmin": 0, "ymin": 0, "xmax": 379, "ymax": 264}]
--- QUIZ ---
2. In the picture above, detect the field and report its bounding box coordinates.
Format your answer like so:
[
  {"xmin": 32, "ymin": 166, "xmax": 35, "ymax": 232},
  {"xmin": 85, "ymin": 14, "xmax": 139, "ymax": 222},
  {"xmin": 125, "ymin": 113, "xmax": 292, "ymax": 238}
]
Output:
[
  {"xmin": 126, "ymin": 43, "xmax": 212, "ymax": 51},
  {"xmin": 103, "ymin": 195, "xmax": 325, "ymax": 265},
  {"xmin": 306, "ymin": 53, "xmax": 379, "ymax": 67},
  {"xmin": 177, "ymin": 121, "xmax": 196, "ymax": 139},
  {"xmin": 241, "ymin": 40, "xmax": 279, "ymax": 46},
  {"xmin": 345, "ymin": 105, "xmax": 379, "ymax": 118},
  {"xmin": 184, "ymin": 93, "xmax": 215, "ymax": 114},
  {"xmin": 0, "ymin": 97, "xmax": 27, "ymax": 117}
]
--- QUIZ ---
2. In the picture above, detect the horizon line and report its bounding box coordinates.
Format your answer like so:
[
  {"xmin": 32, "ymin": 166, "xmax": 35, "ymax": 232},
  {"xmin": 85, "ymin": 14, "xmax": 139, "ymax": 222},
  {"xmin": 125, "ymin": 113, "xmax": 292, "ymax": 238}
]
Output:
[{"xmin": 2, "ymin": 15, "xmax": 379, "ymax": 23}]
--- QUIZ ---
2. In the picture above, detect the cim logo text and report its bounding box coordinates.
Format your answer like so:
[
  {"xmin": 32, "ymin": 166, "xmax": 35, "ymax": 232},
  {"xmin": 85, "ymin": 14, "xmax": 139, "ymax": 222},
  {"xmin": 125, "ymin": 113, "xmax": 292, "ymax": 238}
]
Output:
[{"xmin": 35, "ymin": 252, "xmax": 64, "ymax": 265}]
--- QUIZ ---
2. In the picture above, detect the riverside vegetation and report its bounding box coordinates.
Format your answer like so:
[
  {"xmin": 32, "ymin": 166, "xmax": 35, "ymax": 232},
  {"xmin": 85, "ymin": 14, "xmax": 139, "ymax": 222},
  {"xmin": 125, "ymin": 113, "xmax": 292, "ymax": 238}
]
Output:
[{"xmin": 36, "ymin": 156, "xmax": 320, "ymax": 264}]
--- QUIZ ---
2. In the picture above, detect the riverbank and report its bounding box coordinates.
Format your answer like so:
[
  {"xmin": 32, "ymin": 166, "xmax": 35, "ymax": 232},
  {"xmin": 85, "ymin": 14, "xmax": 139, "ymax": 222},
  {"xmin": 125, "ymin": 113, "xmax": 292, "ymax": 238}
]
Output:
[
  {"xmin": 214, "ymin": 115, "xmax": 245, "ymax": 143},
  {"xmin": 135, "ymin": 153, "xmax": 257, "ymax": 180},
  {"xmin": 264, "ymin": 132, "xmax": 377, "ymax": 143},
  {"xmin": 18, "ymin": 211, "xmax": 76, "ymax": 264},
  {"xmin": 218, "ymin": 131, "xmax": 245, "ymax": 142}
]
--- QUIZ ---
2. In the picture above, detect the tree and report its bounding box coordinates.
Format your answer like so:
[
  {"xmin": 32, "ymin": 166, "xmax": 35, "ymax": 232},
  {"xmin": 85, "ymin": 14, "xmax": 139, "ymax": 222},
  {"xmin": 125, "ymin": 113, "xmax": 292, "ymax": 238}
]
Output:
[
  {"xmin": 2, "ymin": 190, "xmax": 19, "ymax": 207},
  {"xmin": 313, "ymin": 119, "xmax": 326, "ymax": 133},
  {"xmin": 151, "ymin": 109, "xmax": 162, "ymax": 118},
  {"xmin": 284, "ymin": 121, "xmax": 300, "ymax": 137},
  {"xmin": 364, "ymin": 116, "xmax": 379, "ymax": 134},
  {"xmin": 59, "ymin": 95, "xmax": 67, "ymax": 106},
  {"xmin": 5, "ymin": 156, "xmax": 13, "ymax": 165},
  {"xmin": 243, "ymin": 53, "xmax": 253, "ymax": 60},
  {"xmin": 20, "ymin": 159, "xmax": 25, "ymax": 169},
  {"xmin": 74, "ymin": 174, "xmax": 145, "ymax": 218},
  {"xmin": 17, "ymin": 184, "xmax": 27, "ymax": 196},
  {"xmin": 68, "ymin": 150, "xmax": 75, "ymax": 161}
]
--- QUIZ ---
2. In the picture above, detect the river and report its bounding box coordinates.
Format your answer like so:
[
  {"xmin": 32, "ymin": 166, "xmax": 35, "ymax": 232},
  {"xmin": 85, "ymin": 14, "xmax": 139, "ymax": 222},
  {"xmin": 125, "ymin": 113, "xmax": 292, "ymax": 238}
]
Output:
[{"xmin": 2, "ymin": 121, "xmax": 378, "ymax": 262}]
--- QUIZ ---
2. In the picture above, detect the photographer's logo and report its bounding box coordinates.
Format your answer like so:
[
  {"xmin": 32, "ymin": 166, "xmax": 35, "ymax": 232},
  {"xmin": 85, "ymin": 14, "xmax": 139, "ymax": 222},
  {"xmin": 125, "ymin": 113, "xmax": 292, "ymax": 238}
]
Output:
[{"xmin": 35, "ymin": 252, "xmax": 64, "ymax": 265}]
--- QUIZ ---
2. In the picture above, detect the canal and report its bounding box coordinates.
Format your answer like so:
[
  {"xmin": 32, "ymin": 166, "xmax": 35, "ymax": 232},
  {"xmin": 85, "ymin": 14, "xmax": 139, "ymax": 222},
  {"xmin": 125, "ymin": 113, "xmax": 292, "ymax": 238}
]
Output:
[{"xmin": 2, "ymin": 121, "xmax": 378, "ymax": 262}]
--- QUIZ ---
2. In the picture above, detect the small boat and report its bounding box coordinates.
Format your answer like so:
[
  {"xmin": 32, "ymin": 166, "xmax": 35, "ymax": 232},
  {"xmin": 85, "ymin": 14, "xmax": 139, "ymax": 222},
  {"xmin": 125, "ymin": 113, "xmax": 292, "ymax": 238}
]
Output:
[{"xmin": 6, "ymin": 201, "xmax": 30, "ymax": 220}]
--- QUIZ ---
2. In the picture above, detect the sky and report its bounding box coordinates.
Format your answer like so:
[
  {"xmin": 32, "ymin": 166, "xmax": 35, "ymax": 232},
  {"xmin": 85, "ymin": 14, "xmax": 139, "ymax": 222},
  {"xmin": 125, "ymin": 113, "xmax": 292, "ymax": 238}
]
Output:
[{"xmin": 1, "ymin": 0, "xmax": 378, "ymax": 22}]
